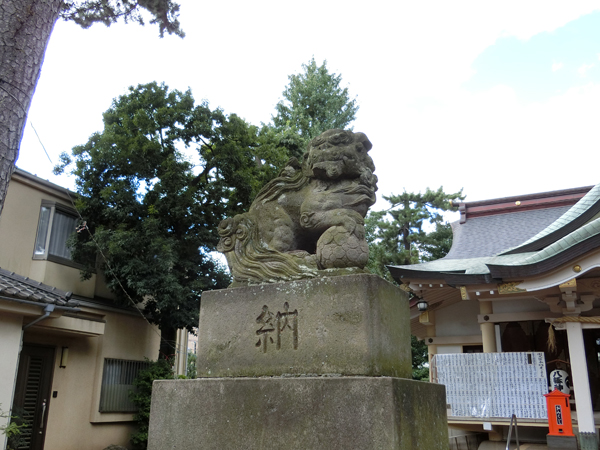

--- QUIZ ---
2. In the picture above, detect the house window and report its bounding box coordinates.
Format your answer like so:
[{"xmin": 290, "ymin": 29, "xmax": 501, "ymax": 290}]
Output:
[
  {"xmin": 462, "ymin": 345, "xmax": 483, "ymax": 353},
  {"xmin": 99, "ymin": 359, "xmax": 150, "ymax": 413},
  {"xmin": 33, "ymin": 201, "xmax": 78, "ymax": 264}
]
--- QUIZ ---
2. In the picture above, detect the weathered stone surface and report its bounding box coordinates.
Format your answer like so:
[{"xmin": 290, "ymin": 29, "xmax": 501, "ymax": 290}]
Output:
[
  {"xmin": 197, "ymin": 274, "xmax": 411, "ymax": 378},
  {"xmin": 217, "ymin": 129, "xmax": 378, "ymax": 285},
  {"xmin": 576, "ymin": 432, "xmax": 597, "ymax": 450},
  {"xmin": 148, "ymin": 376, "xmax": 448, "ymax": 450},
  {"xmin": 546, "ymin": 434, "xmax": 578, "ymax": 449}
]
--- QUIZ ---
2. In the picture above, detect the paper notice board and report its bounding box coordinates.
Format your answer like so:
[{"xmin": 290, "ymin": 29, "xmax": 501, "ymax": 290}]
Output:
[{"xmin": 432, "ymin": 352, "xmax": 548, "ymax": 419}]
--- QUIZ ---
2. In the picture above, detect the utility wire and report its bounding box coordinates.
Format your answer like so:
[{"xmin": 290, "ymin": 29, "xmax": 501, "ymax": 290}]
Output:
[
  {"xmin": 30, "ymin": 123, "xmax": 53, "ymax": 164},
  {"xmin": 68, "ymin": 200, "xmax": 180, "ymax": 357},
  {"xmin": 1, "ymin": 89, "xmax": 182, "ymax": 358},
  {"xmin": 27, "ymin": 128, "xmax": 180, "ymax": 358},
  {"xmin": 0, "ymin": 81, "xmax": 56, "ymax": 167}
]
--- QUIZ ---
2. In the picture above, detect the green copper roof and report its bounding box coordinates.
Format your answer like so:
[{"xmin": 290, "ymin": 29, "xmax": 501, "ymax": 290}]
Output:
[
  {"xmin": 389, "ymin": 253, "xmax": 532, "ymax": 276},
  {"xmin": 499, "ymin": 182, "xmax": 600, "ymax": 255},
  {"xmin": 490, "ymin": 217, "xmax": 600, "ymax": 268},
  {"xmin": 390, "ymin": 186, "xmax": 600, "ymax": 282},
  {"xmin": 391, "ymin": 216, "xmax": 600, "ymax": 281}
]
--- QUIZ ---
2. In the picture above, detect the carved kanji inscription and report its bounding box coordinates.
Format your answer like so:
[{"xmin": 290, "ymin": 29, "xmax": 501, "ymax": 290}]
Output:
[{"xmin": 256, "ymin": 302, "xmax": 298, "ymax": 352}]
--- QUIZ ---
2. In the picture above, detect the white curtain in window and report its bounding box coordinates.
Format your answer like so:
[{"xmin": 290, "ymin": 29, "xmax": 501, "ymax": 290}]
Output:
[
  {"xmin": 34, "ymin": 206, "xmax": 51, "ymax": 255},
  {"xmin": 48, "ymin": 212, "xmax": 77, "ymax": 259}
]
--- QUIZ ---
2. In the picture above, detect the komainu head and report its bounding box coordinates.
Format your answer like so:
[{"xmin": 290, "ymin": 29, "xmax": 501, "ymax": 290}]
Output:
[{"xmin": 303, "ymin": 129, "xmax": 377, "ymax": 191}]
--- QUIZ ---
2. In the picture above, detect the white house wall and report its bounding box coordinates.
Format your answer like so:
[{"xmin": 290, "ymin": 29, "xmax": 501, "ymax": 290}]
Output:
[
  {"xmin": 0, "ymin": 170, "xmax": 162, "ymax": 450},
  {"xmin": 436, "ymin": 345, "xmax": 463, "ymax": 354},
  {"xmin": 24, "ymin": 308, "xmax": 160, "ymax": 450},
  {"xmin": 490, "ymin": 297, "xmax": 549, "ymax": 314},
  {"xmin": 435, "ymin": 300, "xmax": 481, "ymax": 337},
  {"xmin": 0, "ymin": 173, "xmax": 97, "ymax": 297}
]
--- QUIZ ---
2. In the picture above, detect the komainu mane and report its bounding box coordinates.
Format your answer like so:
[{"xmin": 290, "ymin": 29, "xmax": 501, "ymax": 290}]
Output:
[{"xmin": 217, "ymin": 129, "xmax": 377, "ymax": 285}]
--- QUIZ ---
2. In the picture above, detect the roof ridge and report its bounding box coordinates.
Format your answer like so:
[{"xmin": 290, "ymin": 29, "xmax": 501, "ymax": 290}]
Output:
[
  {"xmin": 492, "ymin": 216, "xmax": 600, "ymax": 269},
  {"xmin": 499, "ymin": 182, "xmax": 600, "ymax": 255},
  {"xmin": 456, "ymin": 185, "xmax": 593, "ymax": 208}
]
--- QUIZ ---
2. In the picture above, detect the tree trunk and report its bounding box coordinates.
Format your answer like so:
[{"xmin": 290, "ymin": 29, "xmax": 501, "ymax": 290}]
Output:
[
  {"xmin": 0, "ymin": 0, "xmax": 61, "ymax": 215},
  {"xmin": 159, "ymin": 324, "xmax": 178, "ymax": 361}
]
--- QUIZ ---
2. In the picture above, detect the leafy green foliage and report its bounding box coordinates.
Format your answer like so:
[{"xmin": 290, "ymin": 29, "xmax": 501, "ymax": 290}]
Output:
[
  {"xmin": 411, "ymin": 335, "xmax": 430, "ymax": 381},
  {"xmin": 129, "ymin": 359, "xmax": 174, "ymax": 450},
  {"xmin": 367, "ymin": 187, "xmax": 465, "ymax": 380},
  {"xmin": 186, "ymin": 352, "xmax": 197, "ymax": 379},
  {"xmin": 60, "ymin": 0, "xmax": 184, "ymax": 37},
  {"xmin": 255, "ymin": 123, "xmax": 306, "ymax": 162},
  {"xmin": 0, "ymin": 404, "xmax": 27, "ymax": 450},
  {"xmin": 366, "ymin": 187, "xmax": 465, "ymax": 280},
  {"xmin": 56, "ymin": 82, "xmax": 292, "ymax": 358},
  {"xmin": 273, "ymin": 57, "xmax": 359, "ymax": 142}
]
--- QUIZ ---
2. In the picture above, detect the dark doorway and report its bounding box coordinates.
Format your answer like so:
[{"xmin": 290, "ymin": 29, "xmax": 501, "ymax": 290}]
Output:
[
  {"xmin": 11, "ymin": 344, "xmax": 55, "ymax": 450},
  {"xmin": 463, "ymin": 345, "xmax": 484, "ymax": 353},
  {"xmin": 582, "ymin": 328, "xmax": 600, "ymax": 411}
]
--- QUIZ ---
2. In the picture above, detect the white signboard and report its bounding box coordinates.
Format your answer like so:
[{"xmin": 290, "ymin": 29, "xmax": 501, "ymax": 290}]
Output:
[{"xmin": 433, "ymin": 352, "xmax": 548, "ymax": 419}]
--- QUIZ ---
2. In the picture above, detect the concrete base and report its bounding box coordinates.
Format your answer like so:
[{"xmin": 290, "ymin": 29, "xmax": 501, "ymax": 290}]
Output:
[
  {"xmin": 479, "ymin": 443, "xmax": 548, "ymax": 450},
  {"xmin": 148, "ymin": 376, "xmax": 448, "ymax": 450},
  {"xmin": 578, "ymin": 432, "xmax": 598, "ymax": 450},
  {"xmin": 197, "ymin": 274, "xmax": 411, "ymax": 378},
  {"xmin": 546, "ymin": 434, "xmax": 578, "ymax": 450}
]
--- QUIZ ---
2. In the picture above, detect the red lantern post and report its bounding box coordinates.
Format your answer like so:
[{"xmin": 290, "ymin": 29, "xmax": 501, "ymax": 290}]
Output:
[{"xmin": 544, "ymin": 388, "xmax": 574, "ymax": 436}]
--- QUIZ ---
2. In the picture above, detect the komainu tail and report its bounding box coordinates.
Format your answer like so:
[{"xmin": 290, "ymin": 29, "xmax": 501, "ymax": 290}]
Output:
[{"xmin": 217, "ymin": 214, "xmax": 317, "ymax": 285}]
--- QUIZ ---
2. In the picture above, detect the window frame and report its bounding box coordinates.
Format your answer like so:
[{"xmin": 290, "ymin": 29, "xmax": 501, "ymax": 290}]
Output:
[
  {"xmin": 33, "ymin": 200, "xmax": 82, "ymax": 268},
  {"xmin": 98, "ymin": 358, "xmax": 151, "ymax": 413}
]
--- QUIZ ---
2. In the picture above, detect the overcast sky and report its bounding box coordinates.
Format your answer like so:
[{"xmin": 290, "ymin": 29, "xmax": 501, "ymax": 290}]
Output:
[{"xmin": 16, "ymin": 1, "xmax": 600, "ymax": 211}]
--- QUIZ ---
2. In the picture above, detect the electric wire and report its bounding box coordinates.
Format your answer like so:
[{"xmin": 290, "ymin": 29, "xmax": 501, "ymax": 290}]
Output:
[
  {"xmin": 21, "ymin": 126, "xmax": 181, "ymax": 359},
  {"xmin": 68, "ymin": 195, "xmax": 180, "ymax": 358},
  {"xmin": 30, "ymin": 123, "xmax": 53, "ymax": 164},
  {"xmin": 0, "ymin": 81, "xmax": 55, "ymax": 167}
]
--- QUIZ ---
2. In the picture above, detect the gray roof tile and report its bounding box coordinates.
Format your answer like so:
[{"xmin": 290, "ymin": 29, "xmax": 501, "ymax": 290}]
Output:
[
  {"xmin": 0, "ymin": 268, "xmax": 79, "ymax": 307},
  {"xmin": 500, "ymin": 183, "xmax": 600, "ymax": 254},
  {"xmin": 498, "ymin": 217, "xmax": 600, "ymax": 267},
  {"xmin": 445, "ymin": 206, "xmax": 571, "ymax": 259},
  {"xmin": 391, "ymin": 217, "xmax": 600, "ymax": 277}
]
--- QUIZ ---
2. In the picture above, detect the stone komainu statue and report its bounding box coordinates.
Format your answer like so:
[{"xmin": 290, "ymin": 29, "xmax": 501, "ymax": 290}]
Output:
[{"xmin": 217, "ymin": 129, "xmax": 377, "ymax": 285}]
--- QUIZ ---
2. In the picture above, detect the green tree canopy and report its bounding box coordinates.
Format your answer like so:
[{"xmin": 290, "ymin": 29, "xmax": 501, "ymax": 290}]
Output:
[
  {"xmin": 411, "ymin": 335, "xmax": 430, "ymax": 381},
  {"xmin": 367, "ymin": 187, "xmax": 465, "ymax": 380},
  {"xmin": 56, "ymin": 82, "xmax": 292, "ymax": 359},
  {"xmin": 366, "ymin": 187, "xmax": 465, "ymax": 280},
  {"xmin": 273, "ymin": 57, "xmax": 359, "ymax": 142},
  {"xmin": 61, "ymin": 0, "xmax": 184, "ymax": 37}
]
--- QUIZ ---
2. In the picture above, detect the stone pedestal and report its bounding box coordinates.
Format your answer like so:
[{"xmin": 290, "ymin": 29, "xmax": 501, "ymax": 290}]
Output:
[
  {"xmin": 577, "ymin": 432, "xmax": 598, "ymax": 450},
  {"xmin": 149, "ymin": 377, "xmax": 447, "ymax": 450},
  {"xmin": 148, "ymin": 274, "xmax": 448, "ymax": 450},
  {"xmin": 197, "ymin": 274, "xmax": 411, "ymax": 378},
  {"xmin": 546, "ymin": 434, "xmax": 578, "ymax": 450}
]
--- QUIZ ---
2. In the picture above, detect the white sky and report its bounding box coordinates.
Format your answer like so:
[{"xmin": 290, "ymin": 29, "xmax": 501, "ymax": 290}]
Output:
[{"xmin": 16, "ymin": 0, "xmax": 600, "ymax": 211}]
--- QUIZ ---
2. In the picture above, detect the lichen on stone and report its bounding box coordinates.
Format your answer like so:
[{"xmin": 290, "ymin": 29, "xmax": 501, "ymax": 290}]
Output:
[{"xmin": 217, "ymin": 129, "xmax": 377, "ymax": 286}]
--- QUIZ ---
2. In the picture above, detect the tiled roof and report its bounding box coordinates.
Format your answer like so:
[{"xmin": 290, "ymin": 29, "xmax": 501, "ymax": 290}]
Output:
[
  {"xmin": 455, "ymin": 186, "xmax": 592, "ymax": 222},
  {"xmin": 389, "ymin": 253, "xmax": 531, "ymax": 276},
  {"xmin": 485, "ymin": 216, "xmax": 600, "ymax": 278},
  {"xmin": 389, "ymin": 183, "xmax": 600, "ymax": 283},
  {"xmin": 445, "ymin": 206, "xmax": 571, "ymax": 259},
  {"xmin": 500, "ymin": 182, "xmax": 600, "ymax": 255},
  {"xmin": 0, "ymin": 267, "xmax": 80, "ymax": 307},
  {"xmin": 520, "ymin": 217, "xmax": 600, "ymax": 265},
  {"xmin": 405, "ymin": 215, "xmax": 600, "ymax": 275}
]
